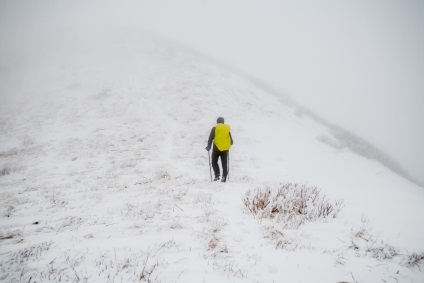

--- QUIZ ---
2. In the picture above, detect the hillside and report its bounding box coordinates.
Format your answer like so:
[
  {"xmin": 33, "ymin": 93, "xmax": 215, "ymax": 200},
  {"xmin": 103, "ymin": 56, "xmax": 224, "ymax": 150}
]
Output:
[{"xmin": 1, "ymin": 29, "xmax": 423, "ymax": 282}]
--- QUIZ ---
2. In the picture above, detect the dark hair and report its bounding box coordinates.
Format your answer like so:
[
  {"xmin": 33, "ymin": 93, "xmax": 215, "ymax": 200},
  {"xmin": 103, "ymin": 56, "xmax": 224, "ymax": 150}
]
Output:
[{"xmin": 217, "ymin": 117, "xmax": 224, "ymax": 123}]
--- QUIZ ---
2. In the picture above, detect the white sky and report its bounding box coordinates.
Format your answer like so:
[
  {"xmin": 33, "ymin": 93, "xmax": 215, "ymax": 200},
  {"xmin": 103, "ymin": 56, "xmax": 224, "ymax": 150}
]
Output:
[{"xmin": 1, "ymin": 0, "xmax": 423, "ymax": 184}]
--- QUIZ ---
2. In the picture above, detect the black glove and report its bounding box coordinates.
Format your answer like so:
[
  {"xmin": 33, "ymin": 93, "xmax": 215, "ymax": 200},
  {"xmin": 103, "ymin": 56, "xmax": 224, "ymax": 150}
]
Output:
[{"xmin": 205, "ymin": 146, "xmax": 210, "ymax": 151}]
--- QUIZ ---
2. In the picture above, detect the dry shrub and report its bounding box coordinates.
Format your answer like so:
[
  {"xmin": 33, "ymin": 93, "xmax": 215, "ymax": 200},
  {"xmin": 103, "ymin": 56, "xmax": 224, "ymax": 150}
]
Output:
[
  {"xmin": 349, "ymin": 217, "xmax": 400, "ymax": 261},
  {"xmin": 344, "ymin": 217, "xmax": 424, "ymax": 269},
  {"xmin": 402, "ymin": 252, "xmax": 424, "ymax": 270},
  {"xmin": 12, "ymin": 241, "xmax": 53, "ymax": 264},
  {"xmin": 206, "ymin": 219, "xmax": 228, "ymax": 253},
  {"xmin": 0, "ymin": 162, "xmax": 23, "ymax": 176},
  {"xmin": 0, "ymin": 166, "xmax": 11, "ymax": 176},
  {"xmin": 243, "ymin": 183, "xmax": 344, "ymax": 229}
]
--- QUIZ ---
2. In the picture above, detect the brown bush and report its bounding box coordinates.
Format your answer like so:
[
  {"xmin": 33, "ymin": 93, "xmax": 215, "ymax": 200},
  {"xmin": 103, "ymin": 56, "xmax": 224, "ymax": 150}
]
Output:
[{"xmin": 243, "ymin": 183, "xmax": 344, "ymax": 229}]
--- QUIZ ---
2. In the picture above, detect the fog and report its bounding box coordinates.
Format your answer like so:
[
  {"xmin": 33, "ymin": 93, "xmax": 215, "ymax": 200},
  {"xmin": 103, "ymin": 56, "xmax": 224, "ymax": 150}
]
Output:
[{"xmin": 1, "ymin": 0, "xmax": 423, "ymax": 185}]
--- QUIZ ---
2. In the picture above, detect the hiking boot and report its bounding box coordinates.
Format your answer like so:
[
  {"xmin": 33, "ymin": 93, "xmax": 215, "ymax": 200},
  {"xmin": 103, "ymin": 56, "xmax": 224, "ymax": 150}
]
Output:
[
  {"xmin": 221, "ymin": 177, "xmax": 226, "ymax": 183},
  {"xmin": 213, "ymin": 176, "xmax": 220, "ymax": 181}
]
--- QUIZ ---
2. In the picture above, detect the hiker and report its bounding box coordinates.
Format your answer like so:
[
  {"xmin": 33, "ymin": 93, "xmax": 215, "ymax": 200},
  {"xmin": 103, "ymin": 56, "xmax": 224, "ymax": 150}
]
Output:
[{"xmin": 205, "ymin": 117, "xmax": 233, "ymax": 182}]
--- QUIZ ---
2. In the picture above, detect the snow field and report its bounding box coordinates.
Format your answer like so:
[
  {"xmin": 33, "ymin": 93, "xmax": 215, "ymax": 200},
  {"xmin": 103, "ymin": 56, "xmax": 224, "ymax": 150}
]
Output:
[{"xmin": 1, "ymin": 29, "xmax": 424, "ymax": 282}]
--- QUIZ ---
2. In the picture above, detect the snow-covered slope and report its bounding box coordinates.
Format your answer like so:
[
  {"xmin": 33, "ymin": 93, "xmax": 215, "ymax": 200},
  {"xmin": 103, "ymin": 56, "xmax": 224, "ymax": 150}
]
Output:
[{"xmin": 1, "ymin": 29, "xmax": 423, "ymax": 282}]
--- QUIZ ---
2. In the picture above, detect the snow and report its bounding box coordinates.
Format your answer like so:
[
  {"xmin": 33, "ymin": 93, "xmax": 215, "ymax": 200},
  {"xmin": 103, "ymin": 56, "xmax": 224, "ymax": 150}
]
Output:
[{"xmin": 1, "ymin": 28, "xmax": 424, "ymax": 282}]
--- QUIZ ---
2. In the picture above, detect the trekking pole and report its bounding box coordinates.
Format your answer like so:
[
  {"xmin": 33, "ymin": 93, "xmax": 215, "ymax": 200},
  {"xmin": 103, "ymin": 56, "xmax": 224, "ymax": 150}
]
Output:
[
  {"xmin": 208, "ymin": 150, "xmax": 212, "ymax": 182},
  {"xmin": 228, "ymin": 151, "xmax": 230, "ymax": 181}
]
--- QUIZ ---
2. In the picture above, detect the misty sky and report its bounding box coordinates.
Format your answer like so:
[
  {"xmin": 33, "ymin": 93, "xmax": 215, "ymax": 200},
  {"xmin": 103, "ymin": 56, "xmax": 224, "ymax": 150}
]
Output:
[{"xmin": 1, "ymin": 0, "xmax": 423, "ymax": 184}]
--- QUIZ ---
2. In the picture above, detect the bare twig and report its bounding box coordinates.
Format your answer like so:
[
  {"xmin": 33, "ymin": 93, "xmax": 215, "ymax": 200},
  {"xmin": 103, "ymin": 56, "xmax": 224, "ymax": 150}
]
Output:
[
  {"xmin": 140, "ymin": 252, "xmax": 150, "ymax": 281},
  {"xmin": 174, "ymin": 204, "xmax": 184, "ymax": 212},
  {"xmin": 350, "ymin": 271, "xmax": 357, "ymax": 283}
]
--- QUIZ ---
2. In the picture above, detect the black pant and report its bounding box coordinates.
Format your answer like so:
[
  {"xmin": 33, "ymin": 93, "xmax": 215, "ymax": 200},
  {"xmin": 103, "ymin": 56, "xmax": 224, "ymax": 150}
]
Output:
[{"xmin": 211, "ymin": 149, "xmax": 229, "ymax": 178}]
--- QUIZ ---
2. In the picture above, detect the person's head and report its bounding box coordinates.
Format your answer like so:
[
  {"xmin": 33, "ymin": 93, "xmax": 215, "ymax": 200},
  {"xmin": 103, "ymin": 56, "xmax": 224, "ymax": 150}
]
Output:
[{"xmin": 217, "ymin": 117, "xmax": 224, "ymax": 124}]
